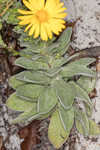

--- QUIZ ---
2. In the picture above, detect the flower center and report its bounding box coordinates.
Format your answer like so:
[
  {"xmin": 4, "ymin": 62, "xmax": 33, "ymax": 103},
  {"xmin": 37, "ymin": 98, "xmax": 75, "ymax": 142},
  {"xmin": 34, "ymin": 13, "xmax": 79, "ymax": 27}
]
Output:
[{"xmin": 36, "ymin": 9, "xmax": 48, "ymax": 22}]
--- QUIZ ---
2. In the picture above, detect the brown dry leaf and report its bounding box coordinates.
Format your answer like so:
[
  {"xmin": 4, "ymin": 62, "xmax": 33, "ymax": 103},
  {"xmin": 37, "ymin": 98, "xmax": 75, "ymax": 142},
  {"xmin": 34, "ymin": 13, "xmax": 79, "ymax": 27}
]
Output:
[
  {"xmin": 0, "ymin": 136, "xmax": 5, "ymax": 150},
  {"xmin": 19, "ymin": 120, "xmax": 40, "ymax": 150},
  {"xmin": 96, "ymin": 57, "xmax": 100, "ymax": 72},
  {"xmin": 0, "ymin": 136, "xmax": 3, "ymax": 150},
  {"xmin": 89, "ymin": 88, "xmax": 97, "ymax": 99}
]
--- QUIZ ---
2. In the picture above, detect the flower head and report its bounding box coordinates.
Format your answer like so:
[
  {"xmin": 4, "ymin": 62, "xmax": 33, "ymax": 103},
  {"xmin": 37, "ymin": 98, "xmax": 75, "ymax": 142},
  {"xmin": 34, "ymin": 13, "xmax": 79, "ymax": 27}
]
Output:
[{"xmin": 18, "ymin": 0, "xmax": 67, "ymax": 41}]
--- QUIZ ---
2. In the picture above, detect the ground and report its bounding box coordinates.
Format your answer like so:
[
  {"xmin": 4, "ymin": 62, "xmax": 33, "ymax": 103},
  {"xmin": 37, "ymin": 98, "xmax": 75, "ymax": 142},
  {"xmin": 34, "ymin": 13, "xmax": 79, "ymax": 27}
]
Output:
[{"xmin": 0, "ymin": 0, "xmax": 100, "ymax": 150}]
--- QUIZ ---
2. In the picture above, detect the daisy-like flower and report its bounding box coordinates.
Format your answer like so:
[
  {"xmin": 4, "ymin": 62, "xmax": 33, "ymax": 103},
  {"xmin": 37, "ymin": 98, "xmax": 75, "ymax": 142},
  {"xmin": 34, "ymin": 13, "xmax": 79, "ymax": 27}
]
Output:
[{"xmin": 18, "ymin": 0, "xmax": 67, "ymax": 41}]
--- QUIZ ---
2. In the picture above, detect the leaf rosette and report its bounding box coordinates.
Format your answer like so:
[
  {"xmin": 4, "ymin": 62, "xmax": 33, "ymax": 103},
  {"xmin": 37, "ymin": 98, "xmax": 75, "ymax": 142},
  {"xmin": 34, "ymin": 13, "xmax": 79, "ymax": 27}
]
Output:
[{"xmin": 7, "ymin": 27, "xmax": 100, "ymax": 149}]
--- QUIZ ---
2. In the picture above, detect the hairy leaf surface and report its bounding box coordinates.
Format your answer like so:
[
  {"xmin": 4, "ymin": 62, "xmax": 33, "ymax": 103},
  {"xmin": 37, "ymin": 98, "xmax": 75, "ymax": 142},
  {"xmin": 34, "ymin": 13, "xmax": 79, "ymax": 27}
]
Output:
[
  {"xmin": 54, "ymin": 79, "xmax": 75, "ymax": 109},
  {"xmin": 38, "ymin": 87, "xmax": 58, "ymax": 114},
  {"xmin": 48, "ymin": 110, "xmax": 68, "ymax": 149}
]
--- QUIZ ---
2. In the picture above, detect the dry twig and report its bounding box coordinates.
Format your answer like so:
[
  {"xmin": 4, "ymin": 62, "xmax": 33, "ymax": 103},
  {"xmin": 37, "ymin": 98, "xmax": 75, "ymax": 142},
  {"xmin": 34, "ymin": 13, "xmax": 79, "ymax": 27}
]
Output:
[{"xmin": 0, "ymin": 0, "xmax": 14, "ymax": 17}]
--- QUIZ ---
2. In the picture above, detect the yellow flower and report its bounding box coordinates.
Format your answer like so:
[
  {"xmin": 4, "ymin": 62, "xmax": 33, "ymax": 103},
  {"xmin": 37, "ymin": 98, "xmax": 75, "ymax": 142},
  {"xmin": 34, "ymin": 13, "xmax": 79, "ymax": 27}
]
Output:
[{"xmin": 18, "ymin": 0, "xmax": 67, "ymax": 41}]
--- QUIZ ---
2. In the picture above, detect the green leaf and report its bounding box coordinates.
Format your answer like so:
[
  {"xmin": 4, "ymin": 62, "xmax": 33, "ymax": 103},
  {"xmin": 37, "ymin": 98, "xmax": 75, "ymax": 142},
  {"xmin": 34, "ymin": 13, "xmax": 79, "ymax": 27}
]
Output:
[
  {"xmin": 66, "ymin": 57, "xmax": 95, "ymax": 66},
  {"xmin": 61, "ymin": 64, "xmax": 95, "ymax": 77},
  {"xmin": 70, "ymin": 81, "xmax": 92, "ymax": 105},
  {"xmin": 54, "ymin": 80, "xmax": 75, "ymax": 109},
  {"xmin": 76, "ymin": 76, "xmax": 96, "ymax": 94},
  {"xmin": 2, "ymin": 2, "xmax": 21, "ymax": 24},
  {"xmin": 45, "ymin": 67, "xmax": 61, "ymax": 77},
  {"xmin": 38, "ymin": 111, "xmax": 53, "ymax": 120},
  {"xmin": 48, "ymin": 110, "xmax": 68, "ymax": 149},
  {"xmin": 11, "ymin": 105, "xmax": 39, "ymax": 124},
  {"xmin": 75, "ymin": 110, "xmax": 89, "ymax": 136},
  {"xmin": 61, "ymin": 58, "xmax": 96, "ymax": 77},
  {"xmin": 15, "ymin": 71, "xmax": 51, "ymax": 85},
  {"xmin": 51, "ymin": 57, "xmax": 66, "ymax": 68},
  {"xmin": 47, "ymin": 27, "xmax": 72, "ymax": 56},
  {"xmin": 84, "ymin": 102, "xmax": 93, "ymax": 117},
  {"xmin": 67, "ymin": 58, "xmax": 96, "ymax": 66},
  {"xmin": 7, "ymin": 92, "xmax": 38, "ymax": 123},
  {"xmin": 89, "ymin": 120, "xmax": 100, "ymax": 135},
  {"xmin": 19, "ymin": 37, "xmax": 46, "ymax": 54},
  {"xmin": 9, "ymin": 76, "xmax": 26, "ymax": 89},
  {"xmin": 20, "ymin": 44, "xmax": 42, "ymax": 54},
  {"xmin": 6, "ymin": 92, "xmax": 35, "ymax": 112},
  {"xmin": 58, "ymin": 27, "xmax": 72, "ymax": 45},
  {"xmin": 45, "ymin": 43, "xmax": 59, "ymax": 55},
  {"xmin": 38, "ymin": 87, "xmax": 58, "ymax": 114},
  {"xmin": 15, "ymin": 57, "xmax": 49, "ymax": 70},
  {"xmin": 20, "ymin": 49, "xmax": 40, "ymax": 58},
  {"xmin": 16, "ymin": 84, "xmax": 44, "ymax": 101},
  {"xmin": 58, "ymin": 27, "xmax": 72, "ymax": 55},
  {"xmin": 58, "ymin": 106, "xmax": 74, "ymax": 132},
  {"xmin": 0, "ymin": 35, "xmax": 6, "ymax": 46}
]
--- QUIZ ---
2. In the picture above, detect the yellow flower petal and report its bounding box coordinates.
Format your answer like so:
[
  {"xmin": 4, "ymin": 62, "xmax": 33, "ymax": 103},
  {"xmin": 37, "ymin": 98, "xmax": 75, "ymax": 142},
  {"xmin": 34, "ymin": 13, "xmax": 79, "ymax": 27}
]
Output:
[
  {"xmin": 18, "ymin": 15, "xmax": 34, "ymax": 25},
  {"xmin": 49, "ymin": 19, "xmax": 66, "ymax": 35},
  {"xmin": 18, "ymin": 15, "xmax": 33, "ymax": 20},
  {"xmin": 50, "ymin": 18, "xmax": 65, "ymax": 25},
  {"xmin": 45, "ymin": 1, "xmax": 66, "ymax": 19},
  {"xmin": 46, "ymin": 0, "xmax": 57, "ymax": 7},
  {"xmin": 27, "ymin": 0, "xmax": 45, "ymax": 10},
  {"xmin": 36, "ymin": 0, "xmax": 45, "ymax": 9},
  {"xmin": 28, "ymin": 24, "xmax": 36, "ymax": 36},
  {"xmin": 19, "ymin": 20, "xmax": 30, "ymax": 25},
  {"xmin": 23, "ymin": 0, "xmax": 34, "ymax": 11},
  {"xmin": 18, "ymin": 0, "xmax": 67, "ymax": 41},
  {"xmin": 55, "ymin": 0, "xmax": 60, "ymax": 3},
  {"xmin": 56, "ymin": 7, "xmax": 67, "ymax": 13},
  {"xmin": 53, "ymin": 13, "xmax": 67, "ymax": 19},
  {"xmin": 18, "ymin": 15, "xmax": 38, "ymax": 25},
  {"xmin": 45, "ymin": 0, "xmax": 56, "ymax": 12},
  {"xmin": 40, "ymin": 24, "xmax": 48, "ymax": 41},
  {"xmin": 43, "ymin": 23, "xmax": 53, "ymax": 39},
  {"xmin": 57, "ymin": 2, "xmax": 65, "ymax": 8},
  {"xmin": 34, "ymin": 24, "xmax": 40, "ymax": 38},
  {"xmin": 18, "ymin": 9, "xmax": 33, "ymax": 15},
  {"xmin": 24, "ymin": 24, "xmax": 32, "ymax": 32}
]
